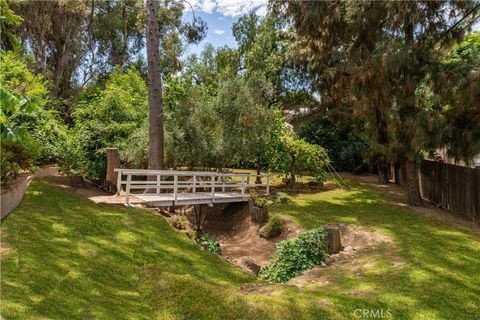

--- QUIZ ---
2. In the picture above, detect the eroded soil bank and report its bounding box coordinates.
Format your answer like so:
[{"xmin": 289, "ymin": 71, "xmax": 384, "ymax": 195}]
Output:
[{"xmin": 181, "ymin": 202, "xmax": 303, "ymax": 273}]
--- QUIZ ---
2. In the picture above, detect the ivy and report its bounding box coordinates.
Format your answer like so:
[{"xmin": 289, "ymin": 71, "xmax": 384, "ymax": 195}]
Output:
[{"xmin": 259, "ymin": 229, "xmax": 328, "ymax": 283}]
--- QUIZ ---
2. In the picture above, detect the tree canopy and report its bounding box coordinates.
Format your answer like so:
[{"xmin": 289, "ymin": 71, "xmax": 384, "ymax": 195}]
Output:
[{"xmin": 1, "ymin": 0, "xmax": 478, "ymax": 200}]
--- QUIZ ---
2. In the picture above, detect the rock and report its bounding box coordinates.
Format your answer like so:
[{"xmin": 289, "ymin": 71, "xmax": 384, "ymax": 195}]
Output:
[
  {"xmin": 320, "ymin": 261, "xmax": 327, "ymax": 267},
  {"xmin": 344, "ymin": 246, "xmax": 353, "ymax": 252},
  {"xmin": 240, "ymin": 256, "xmax": 261, "ymax": 275}
]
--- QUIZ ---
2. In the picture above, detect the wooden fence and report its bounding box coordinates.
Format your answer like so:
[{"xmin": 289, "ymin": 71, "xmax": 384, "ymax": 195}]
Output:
[{"xmin": 420, "ymin": 160, "xmax": 480, "ymax": 224}]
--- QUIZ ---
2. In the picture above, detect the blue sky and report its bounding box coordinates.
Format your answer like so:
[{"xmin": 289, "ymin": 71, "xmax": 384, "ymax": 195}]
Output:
[
  {"xmin": 181, "ymin": 0, "xmax": 268, "ymax": 56},
  {"xmin": 182, "ymin": 10, "xmax": 238, "ymax": 56},
  {"xmin": 180, "ymin": 1, "xmax": 479, "ymax": 58}
]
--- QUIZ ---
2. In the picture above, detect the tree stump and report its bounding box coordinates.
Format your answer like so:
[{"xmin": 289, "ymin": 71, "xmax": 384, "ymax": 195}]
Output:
[
  {"xmin": 324, "ymin": 225, "xmax": 342, "ymax": 254},
  {"xmin": 248, "ymin": 199, "xmax": 269, "ymax": 224},
  {"xmin": 106, "ymin": 148, "xmax": 120, "ymax": 194}
]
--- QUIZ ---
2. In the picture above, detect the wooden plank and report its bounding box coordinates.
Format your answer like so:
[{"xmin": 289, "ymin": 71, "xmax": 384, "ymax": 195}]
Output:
[{"xmin": 420, "ymin": 159, "xmax": 479, "ymax": 224}]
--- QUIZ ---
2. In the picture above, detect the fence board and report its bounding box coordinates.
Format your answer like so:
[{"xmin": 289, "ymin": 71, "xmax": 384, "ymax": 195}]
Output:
[{"xmin": 420, "ymin": 160, "xmax": 479, "ymax": 224}]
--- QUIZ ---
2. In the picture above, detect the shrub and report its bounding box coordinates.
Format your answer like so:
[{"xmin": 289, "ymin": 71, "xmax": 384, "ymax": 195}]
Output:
[
  {"xmin": 272, "ymin": 192, "xmax": 291, "ymax": 204},
  {"xmin": 298, "ymin": 116, "xmax": 368, "ymax": 172},
  {"xmin": 0, "ymin": 87, "xmax": 39, "ymax": 183},
  {"xmin": 58, "ymin": 133, "xmax": 86, "ymax": 177},
  {"xmin": 73, "ymin": 67, "xmax": 148, "ymax": 179},
  {"xmin": 0, "ymin": 51, "xmax": 67, "ymax": 166},
  {"xmin": 0, "ymin": 135, "xmax": 38, "ymax": 183},
  {"xmin": 250, "ymin": 189, "xmax": 273, "ymax": 208},
  {"xmin": 259, "ymin": 229, "xmax": 328, "ymax": 283},
  {"xmin": 259, "ymin": 216, "xmax": 284, "ymax": 239},
  {"xmin": 197, "ymin": 233, "xmax": 221, "ymax": 253}
]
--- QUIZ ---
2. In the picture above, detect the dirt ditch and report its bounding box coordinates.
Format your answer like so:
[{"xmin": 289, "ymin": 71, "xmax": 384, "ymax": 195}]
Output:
[
  {"xmin": 172, "ymin": 202, "xmax": 303, "ymax": 273},
  {"xmin": 166, "ymin": 202, "xmax": 397, "ymax": 283}
]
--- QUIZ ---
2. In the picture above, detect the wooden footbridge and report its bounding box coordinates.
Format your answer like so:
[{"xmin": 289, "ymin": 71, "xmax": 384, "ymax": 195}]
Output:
[{"xmin": 114, "ymin": 169, "xmax": 270, "ymax": 207}]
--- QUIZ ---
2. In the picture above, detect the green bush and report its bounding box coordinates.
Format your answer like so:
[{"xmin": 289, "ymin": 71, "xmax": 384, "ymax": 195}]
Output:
[
  {"xmin": 0, "ymin": 51, "xmax": 67, "ymax": 166},
  {"xmin": 0, "ymin": 86, "xmax": 40, "ymax": 183},
  {"xmin": 73, "ymin": 67, "xmax": 148, "ymax": 179},
  {"xmin": 259, "ymin": 216, "xmax": 284, "ymax": 239},
  {"xmin": 197, "ymin": 233, "xmax": 221, "ymax": 253},
  {"xmin": 272, "ymin": 192, "xmax": 291, "ymax": 204},
  {"xmin": 298, "ymin": 116, "xmax": 368, "ymax": 172},
  {"xmin": 259, "ymin": 229, "xmax": 328, "ymax": 283},
  {"xmin": 0, "ymin": 135, "xmax": 38, "ymax": 182},
  {"xmin": 58, "ymin": 133, "xmax": 86, "ymax": 176}
]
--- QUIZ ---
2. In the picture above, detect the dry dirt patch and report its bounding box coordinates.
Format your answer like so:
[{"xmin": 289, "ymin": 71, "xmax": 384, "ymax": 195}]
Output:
[
  {"xmin": 288, "ymin": 224, "xmax": 400, "ymax": 288},
  {"xmin": 182, "ymin": 203, "xmax": 303, "ymax": 273}
]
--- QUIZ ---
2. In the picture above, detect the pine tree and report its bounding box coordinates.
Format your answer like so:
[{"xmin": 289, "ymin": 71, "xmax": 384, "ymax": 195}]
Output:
[{"xmin": 281, "ymin": 0, "xmax": 480, "ymax": 205}]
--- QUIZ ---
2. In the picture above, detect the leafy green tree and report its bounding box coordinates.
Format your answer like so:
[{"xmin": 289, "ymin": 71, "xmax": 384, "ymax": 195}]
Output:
[
  {"xmin": 232, "ymin": 12, "xmax": 310, "ymax": 107},
  {"xmin": 0, "ymin": 0, "xmax": 23, "ymax": 51},
  {"xmin": 0, "ymin": 87, "xmax": 39, "ymax": 182},
  {"xmin": 269, "ymin": 128, "xmax": 329, "ymax": 191},
  {"xmin": 299, "ymin": 116, "xmax": 368, "ymax": 173},
  {"xmin": 0, "ymin": 51, "xmax": 67, "ymax": 166},
  {"xmin": 216, "ymin": 73, "xmax": 277, "ymax": 173},
  {"xmin": 11, "ymin": 0, "xmax": 89, "ymax": 104},
  {"xmin": 73, "ymin": 68, "xmax": 147, "ymax": 178},
  {"xmin": 430, "ymin": 32, "xmax": 480, "ymax": 164},
  {"xmin": 281, "ymin": 1, "xmax": 480, "ymax": 205}
]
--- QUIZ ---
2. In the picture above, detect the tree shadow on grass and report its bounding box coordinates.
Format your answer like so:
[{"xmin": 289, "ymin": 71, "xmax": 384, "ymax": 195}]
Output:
[
  {"xmin": 2, "ymin": 179, "xmax": 479, "ymax": 319},
  {"xmin": 1, "ymin": 179, "xmax": 258, "ymax": 319},
  {"xmin": 271, "ymin": 185, "xmax": 480, "ymax": 318}
]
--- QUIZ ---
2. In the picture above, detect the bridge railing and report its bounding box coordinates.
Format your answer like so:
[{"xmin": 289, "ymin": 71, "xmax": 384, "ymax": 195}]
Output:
[{"xmin": 114, "ymin": 169, "xmax": 270, "ymax": 205}]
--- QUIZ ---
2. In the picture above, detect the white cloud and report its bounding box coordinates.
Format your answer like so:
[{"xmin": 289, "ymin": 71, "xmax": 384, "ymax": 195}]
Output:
[
  {"xmin": 186, "ymin": 0, "xmax": 268, "ymax": 17},
  {"xmin": 200, "ymin": 0, "xmax": 216, "ymax": 13},
  {"xmin": 214, "ymin": 29, "xmax": 226, "ymax": 35},
  {"xmin": 254, "ymin": 4, "xmax": 267, "ymax": 17}
]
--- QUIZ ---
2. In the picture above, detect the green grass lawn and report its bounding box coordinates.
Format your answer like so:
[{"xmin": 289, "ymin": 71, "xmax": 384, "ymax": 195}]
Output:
[{"xmin": 1, "ymin": 178, "xmax": 479, "ymax": 319}]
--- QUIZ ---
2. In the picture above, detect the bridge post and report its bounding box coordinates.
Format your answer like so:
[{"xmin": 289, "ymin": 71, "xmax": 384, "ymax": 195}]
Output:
[
  {"xmin": 116, "ymin": 170, "xmax": 122, "ymax": 195},
  {"xmin": 125, "ymin": 174, "xmax": 131, "ymax": 205},
  {"xmin": 211, "ymin": 175, "xmax": 215, "ymax": 201},
  {"xmin": 156, "ymin": 175, "xmax": 161, "ymax": 194},
  {"xmin": 173, "ymin": 175, "xmax": 178, "ymax": 203},
  {"xmin": 241, "ymin": 176, "xmax": 245, "ymax": 199},
  {"xmin": 266, "ymin": 175, "xmax": 270, "ymax": 194},
  {"xmin": 193, "ymin": 175, "xmax": 196, "ymax": 193}
]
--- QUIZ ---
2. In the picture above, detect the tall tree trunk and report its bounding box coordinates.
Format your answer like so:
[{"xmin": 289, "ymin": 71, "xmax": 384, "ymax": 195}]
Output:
[
  {"xmin": 405, "ymin": 159, "xmax": 422, "ymax": 206},
  {"xmin": 377, "ymin": 163, "xmax": 389, "ymax": 184},
  {"xmin": 393, "ymin": 162, "xmax": 401, "ymax": 184},
  {"xmin": 375, "ymin": 104, "xmax": 389, "ymax": 184},
  {"xmin": 146, "ymin": 0, "xmax": 164, "ymax": 170},
  {"xmin": 399, "ymin": 13, "xmax": 422, "ymax": 205}
]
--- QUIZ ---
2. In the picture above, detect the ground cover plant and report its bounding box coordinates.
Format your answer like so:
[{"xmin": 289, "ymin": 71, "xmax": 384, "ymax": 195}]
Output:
[
  {"xmin": 259, "ymin": 229, "xmax": 327, "ymax": 283},
  {"xmin": 259, "ymin": 216, "xmax": 284, "ymax": 239},
  {"xmin": 197, "ymin": 233, "xmax": 221, "ymax": 254}
]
